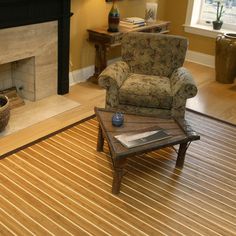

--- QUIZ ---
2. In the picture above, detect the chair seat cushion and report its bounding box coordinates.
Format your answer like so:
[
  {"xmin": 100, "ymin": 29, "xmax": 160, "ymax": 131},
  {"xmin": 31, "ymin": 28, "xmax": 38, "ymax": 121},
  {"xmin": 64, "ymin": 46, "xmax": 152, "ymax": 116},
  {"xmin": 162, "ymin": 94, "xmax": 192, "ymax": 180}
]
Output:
[{"xmin": 119, "ymin": 73, "xmax": 173, "ymax": 109}]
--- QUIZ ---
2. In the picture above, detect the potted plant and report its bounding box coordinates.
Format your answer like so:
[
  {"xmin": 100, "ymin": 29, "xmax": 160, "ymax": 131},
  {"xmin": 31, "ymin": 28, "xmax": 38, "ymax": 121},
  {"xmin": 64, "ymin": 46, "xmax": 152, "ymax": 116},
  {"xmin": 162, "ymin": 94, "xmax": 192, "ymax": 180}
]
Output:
[{"xmin": 213, "ymin": 1, "xmax": 224, "ymax": 30}]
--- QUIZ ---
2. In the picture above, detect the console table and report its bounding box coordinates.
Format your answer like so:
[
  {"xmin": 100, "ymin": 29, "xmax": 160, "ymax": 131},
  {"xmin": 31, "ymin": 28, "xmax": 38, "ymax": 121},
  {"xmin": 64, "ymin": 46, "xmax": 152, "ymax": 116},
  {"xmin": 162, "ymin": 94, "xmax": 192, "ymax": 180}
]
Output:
[{"xmin": 87, "ymin": 20, "xmax": 170, "ymax": 83}]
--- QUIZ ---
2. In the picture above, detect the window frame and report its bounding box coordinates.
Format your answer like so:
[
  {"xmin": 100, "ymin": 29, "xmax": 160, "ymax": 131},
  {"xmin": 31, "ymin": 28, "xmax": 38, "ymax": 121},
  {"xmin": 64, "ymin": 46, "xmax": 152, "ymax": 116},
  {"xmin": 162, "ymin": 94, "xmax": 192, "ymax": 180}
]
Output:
[{"xmin": 184, "ymin": 0, "xmax": 236, "ymax": 38}]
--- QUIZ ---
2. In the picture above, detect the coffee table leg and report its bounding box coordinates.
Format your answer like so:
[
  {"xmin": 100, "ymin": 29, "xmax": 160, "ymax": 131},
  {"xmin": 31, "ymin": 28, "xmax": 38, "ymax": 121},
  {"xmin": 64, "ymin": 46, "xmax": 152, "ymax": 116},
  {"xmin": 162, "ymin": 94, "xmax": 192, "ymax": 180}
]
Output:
[
  {"xmin": 176, "ymin": 142, "xmax": 189, "ymax": 168},
  {"xmin": 112, "ymin": 158, "xmax": 128, "ymax": 194},
  {"xmin": 97, "ymin": 125, "xmax": 104, "ymax": 152}
]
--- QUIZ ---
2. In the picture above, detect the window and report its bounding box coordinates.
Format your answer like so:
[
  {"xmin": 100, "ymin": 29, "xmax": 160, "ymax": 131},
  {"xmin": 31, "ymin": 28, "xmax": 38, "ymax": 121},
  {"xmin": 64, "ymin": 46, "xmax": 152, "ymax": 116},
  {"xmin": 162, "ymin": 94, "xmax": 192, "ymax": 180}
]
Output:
[
  {"xmin": 200, "ymin": 0, "xmax": 236, "ymax": 29},
  {"xmin": 185, "ymin": 0, "xmax": 236, "ymax": 38}
]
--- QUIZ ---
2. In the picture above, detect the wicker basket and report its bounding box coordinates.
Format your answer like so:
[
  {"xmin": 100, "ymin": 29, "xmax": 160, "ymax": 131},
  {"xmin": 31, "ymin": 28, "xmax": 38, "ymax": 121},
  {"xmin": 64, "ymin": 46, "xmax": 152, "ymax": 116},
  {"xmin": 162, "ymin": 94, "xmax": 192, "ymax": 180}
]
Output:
[{"xmin": 0, "ymin": 95, "xmax": 10, "ymax": 132}]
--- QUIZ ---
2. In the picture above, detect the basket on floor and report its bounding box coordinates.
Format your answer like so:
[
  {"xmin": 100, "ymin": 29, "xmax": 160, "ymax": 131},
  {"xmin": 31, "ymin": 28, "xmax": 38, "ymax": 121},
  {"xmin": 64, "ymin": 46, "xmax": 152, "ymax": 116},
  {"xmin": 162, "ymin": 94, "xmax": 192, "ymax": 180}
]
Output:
[{"xmin": 0, "ymin": 95, "xmax": 10, "ymax": 132}]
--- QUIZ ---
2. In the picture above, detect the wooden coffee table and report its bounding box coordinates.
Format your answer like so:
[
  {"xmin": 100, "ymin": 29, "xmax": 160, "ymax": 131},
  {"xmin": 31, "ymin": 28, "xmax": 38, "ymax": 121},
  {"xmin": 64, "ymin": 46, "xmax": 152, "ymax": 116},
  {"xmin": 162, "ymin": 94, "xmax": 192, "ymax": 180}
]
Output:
[{"xmin": 94, "ymin": 107, "xmax": 200, "ymax": 194}]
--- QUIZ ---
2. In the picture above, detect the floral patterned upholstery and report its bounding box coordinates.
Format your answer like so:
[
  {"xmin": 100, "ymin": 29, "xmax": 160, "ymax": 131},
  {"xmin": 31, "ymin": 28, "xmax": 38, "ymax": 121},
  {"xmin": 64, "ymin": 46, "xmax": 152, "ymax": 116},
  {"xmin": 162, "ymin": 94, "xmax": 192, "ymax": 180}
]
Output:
[
  {"xmin": 98, "ymin": 32, "xmax": 198, "ymax": 118},
  {"xmin": 119, "ymin": 74, "xmax": 173, "ymax": 109}
]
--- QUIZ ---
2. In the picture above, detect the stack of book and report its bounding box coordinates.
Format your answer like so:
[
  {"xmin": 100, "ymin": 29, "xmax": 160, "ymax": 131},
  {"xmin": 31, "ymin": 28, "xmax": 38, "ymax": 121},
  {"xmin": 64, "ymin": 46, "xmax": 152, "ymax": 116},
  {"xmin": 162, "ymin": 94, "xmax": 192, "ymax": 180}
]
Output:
[{"xmin": 119, "ymin": 17, "xmax": 146, "ymax": 29}]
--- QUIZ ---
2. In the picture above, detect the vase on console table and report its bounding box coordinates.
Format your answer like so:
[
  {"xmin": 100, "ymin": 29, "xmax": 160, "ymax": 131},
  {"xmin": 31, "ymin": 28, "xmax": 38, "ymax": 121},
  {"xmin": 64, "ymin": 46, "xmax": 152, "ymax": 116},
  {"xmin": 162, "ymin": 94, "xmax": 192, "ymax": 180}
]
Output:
[{"xmin": 108, "ymin": 0, "xmax": 120, "ymax": 32}]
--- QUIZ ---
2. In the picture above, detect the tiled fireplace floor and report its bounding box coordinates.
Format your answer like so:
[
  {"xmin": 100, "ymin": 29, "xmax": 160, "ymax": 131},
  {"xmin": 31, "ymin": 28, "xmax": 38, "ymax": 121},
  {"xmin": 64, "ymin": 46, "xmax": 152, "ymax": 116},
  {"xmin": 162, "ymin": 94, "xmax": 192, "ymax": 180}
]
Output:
[{"xmin": 1, "ymin": 95, "xmax": 80, "ymax": 137}]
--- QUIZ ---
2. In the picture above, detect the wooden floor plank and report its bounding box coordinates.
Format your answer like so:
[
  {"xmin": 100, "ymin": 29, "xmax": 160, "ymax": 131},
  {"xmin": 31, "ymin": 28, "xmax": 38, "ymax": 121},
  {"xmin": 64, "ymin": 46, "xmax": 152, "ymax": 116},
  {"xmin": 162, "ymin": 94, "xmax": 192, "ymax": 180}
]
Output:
[
  {"xmin": 1, "ymin": 112, "xmax": 236, "ymax": 235},
  {"xmin": 147, "ymin": 150, "xmax": 236, "ymax": 199},
  {"xmin": 38, "ymin": 143, "xmax": 201, "ymax": 234},
  {"xmin": 125, "ymin": 161, "xmax": 236, "ymax": 230},
  {"xmin": 8, "ymin": 153, "xmax": 128, "ymax": 236},
  {"xmin": 0, "ymin": 160, "xmax": 95, "ymax": 235},
  {"xmin": 129, "ymin": 154, "xmax": 236, "ymax": 208},
  {"xmin": 0, "ymin": 186, "xmax": 55, "ymax": 235},
  {"xmin": 0, "ymin": 211, "xmax": 32, "ymax": 236},
  {"xmin": 28, "ymin": 142, "xmax": 182, "ymax": 235}
]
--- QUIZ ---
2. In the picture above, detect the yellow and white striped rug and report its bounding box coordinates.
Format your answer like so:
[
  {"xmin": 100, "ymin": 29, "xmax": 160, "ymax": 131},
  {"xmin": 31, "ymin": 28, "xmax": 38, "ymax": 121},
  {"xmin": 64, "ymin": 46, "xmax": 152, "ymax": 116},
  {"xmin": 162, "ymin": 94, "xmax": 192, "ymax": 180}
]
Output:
[{"xmin": 0, "ymin": 111, "xmax": 236, "ymax": 235}]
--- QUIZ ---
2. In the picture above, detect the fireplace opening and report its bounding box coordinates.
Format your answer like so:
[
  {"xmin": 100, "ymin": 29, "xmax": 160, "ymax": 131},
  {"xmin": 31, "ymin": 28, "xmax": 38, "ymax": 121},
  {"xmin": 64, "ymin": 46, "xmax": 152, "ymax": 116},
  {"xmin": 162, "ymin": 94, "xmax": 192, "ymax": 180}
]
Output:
[{"xmin": 0, "ymin": 57, "xmax": 35, "ymax": 101}]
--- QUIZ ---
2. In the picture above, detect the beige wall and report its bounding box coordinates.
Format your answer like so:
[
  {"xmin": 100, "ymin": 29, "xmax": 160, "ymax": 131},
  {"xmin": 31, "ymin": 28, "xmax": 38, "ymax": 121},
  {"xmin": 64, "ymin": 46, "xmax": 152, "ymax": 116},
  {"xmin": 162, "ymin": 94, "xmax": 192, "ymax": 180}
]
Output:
[
  {"xmin": 162, "ymin": 0, "xmax": 215, "ymax": 55},
  {"xmin": 70, "ymin": 0, "xmax": 147, "ymax": 71},
  {"xmin": 70, "ymin": 0, "xmax": 215, "ymax": 71}
]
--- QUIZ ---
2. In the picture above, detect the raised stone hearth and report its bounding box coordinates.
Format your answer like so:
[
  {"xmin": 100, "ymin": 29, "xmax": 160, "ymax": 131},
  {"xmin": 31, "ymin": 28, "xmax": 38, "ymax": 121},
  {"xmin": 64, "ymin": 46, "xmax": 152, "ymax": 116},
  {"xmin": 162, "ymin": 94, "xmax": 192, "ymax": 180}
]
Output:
[{"xmin": 0, "ymin": 22, "xmax": 58, "ymax": 101}]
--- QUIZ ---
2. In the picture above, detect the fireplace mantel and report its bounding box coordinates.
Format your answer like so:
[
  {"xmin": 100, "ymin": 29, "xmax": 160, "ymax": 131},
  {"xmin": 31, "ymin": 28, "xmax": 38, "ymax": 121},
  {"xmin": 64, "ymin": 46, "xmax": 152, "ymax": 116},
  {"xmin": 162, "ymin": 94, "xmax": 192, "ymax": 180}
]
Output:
[{"xmin": 0, "ymin": 0, "xmax": 72, "ymax": 95}]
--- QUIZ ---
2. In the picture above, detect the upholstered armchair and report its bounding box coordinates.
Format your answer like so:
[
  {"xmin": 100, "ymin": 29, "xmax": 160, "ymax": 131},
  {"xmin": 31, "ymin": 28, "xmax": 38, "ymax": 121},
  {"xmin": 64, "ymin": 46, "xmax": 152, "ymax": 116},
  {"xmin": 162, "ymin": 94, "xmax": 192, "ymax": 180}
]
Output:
[{"xmin": 98, "ymin": 32, "xmax": 197, "ymax": 118}]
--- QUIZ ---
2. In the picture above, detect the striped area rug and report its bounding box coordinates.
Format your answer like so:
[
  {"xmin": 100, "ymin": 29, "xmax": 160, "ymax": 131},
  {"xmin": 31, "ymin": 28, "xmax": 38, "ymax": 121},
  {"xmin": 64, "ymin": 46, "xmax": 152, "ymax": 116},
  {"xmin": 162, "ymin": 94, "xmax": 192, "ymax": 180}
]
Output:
[{"xmin": 0, "ymin": 111, "xmax": 236, "ymax": 235}]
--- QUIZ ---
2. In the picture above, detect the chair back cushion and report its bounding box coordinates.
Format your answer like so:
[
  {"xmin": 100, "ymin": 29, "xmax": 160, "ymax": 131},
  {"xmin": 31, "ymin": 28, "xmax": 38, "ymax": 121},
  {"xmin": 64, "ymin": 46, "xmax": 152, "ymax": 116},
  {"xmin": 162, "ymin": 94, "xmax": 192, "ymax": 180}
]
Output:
[{"xmin": 121, "ymin": 32, "xmax": 188, "ymax": 77}]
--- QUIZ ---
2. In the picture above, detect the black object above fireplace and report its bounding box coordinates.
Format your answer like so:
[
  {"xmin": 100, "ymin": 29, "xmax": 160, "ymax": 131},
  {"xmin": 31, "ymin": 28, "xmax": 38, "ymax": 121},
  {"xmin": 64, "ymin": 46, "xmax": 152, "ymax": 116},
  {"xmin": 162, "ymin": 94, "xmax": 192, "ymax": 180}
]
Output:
[{"xmin": 0, "ymin": 0, "xmax": 72, "ymax": 95}]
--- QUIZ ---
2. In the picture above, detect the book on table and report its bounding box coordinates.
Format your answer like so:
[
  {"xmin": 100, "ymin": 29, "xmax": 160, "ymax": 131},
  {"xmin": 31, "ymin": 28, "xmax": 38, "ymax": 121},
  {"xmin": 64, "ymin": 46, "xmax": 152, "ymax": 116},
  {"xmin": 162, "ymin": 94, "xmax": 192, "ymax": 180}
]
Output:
[
  {"xmin": 120, "ymin": 17, "xmax": 146, "ymax": 29},
  {"xmin": 119, "ymin": 21, "xmax": 146, "ymax": 28},
  {"xmin": 114, "ymin": 129, "xmax": 171, "ymax": 148},
  {"xmin": 122, "ymin": 17, "xmax": 145, "ymax": 24}
]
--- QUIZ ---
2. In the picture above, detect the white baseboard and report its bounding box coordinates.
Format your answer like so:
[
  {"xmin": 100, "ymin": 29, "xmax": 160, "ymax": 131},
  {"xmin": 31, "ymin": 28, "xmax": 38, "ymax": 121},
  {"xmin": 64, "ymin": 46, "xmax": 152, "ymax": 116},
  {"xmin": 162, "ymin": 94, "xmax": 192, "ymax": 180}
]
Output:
[
  {"xmin": 186, "ymin": 50, "xmax": 215, "ymax": 68},
  {"xmin": 69, "ymin": 52, "xmax": 214, "ymax": 86},
  {"xmin": 69, "ymin": 65, "xmax": 93, "ymax": 86},
  {"xmin": 69, "ymin": 57, "xmax": 121, "ymax": 86}
]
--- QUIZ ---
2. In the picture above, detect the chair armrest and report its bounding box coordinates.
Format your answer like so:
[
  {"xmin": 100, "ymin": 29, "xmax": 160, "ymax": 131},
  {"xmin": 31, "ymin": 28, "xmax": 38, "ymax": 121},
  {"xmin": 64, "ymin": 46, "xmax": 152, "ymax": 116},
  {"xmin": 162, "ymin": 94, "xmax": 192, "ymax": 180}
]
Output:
[
  {"xmin": 170, "ymin": 67, "xmax": 197, "ymax": 99},
  {"xmin": 98, "ymin": 61, "xmax": 130, "ymax": 89}
]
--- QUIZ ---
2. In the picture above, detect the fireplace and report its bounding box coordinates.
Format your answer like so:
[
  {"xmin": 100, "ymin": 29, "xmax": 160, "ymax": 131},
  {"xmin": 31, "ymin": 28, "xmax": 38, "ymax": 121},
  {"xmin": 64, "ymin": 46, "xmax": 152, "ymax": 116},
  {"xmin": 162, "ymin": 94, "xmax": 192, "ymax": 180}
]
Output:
[
  {"xmin": 0, "ymin": 0, "xmax": 72, "ymax": 97},
  {"xmin": 0, "ymin": 21, "xmax": 58, "ymax": 100}
]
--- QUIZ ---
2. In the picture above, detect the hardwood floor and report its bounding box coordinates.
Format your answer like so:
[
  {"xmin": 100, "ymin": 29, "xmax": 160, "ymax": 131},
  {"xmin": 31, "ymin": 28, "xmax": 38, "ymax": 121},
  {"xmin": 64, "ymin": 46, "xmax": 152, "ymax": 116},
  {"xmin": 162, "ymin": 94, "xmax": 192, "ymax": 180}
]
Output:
[
  {"xmin": 0, "ymin": 61, "xmax": 235, "ymax": 156},
  {"xmin": 185, "ymin": 61, "xmax": 236, "ymax": 124}
]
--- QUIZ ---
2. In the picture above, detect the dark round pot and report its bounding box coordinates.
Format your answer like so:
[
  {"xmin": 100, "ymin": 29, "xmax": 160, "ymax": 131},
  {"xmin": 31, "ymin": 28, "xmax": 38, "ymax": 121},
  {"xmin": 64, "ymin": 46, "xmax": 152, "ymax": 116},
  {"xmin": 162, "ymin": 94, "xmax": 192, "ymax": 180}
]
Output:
[
  {"xmin": 0, "ymin": 95, "xmax": 10, "ymax": 132},
  {"xmin": 215, "ymin": 33, "xmax": 236, "ymax": 83},
  {"xmin": 224, "ymin": 33, "xmax": 236, "ymax": 39},
  {"xmin": 213, "ymin": 20, "xmax": 223, "ymax": 30}
]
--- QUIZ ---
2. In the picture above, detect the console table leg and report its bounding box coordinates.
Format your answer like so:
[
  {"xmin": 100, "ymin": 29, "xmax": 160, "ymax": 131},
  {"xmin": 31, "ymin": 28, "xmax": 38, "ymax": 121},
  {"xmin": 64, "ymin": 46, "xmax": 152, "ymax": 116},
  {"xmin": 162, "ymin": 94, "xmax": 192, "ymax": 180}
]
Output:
[
  {"xmin": 112, "ymin": 158, "xmax": 128, "ymax": 194},
  {"xmin": 176, "ymin": 142, "xmax": 188, "ymax": 168},
  {"xmin": 89, "ymin": 43, "xmax": 109, "ymax": 84},
  {"xmin": 97, "ymin": 125, "xmax": 104, "ymax": 152}
]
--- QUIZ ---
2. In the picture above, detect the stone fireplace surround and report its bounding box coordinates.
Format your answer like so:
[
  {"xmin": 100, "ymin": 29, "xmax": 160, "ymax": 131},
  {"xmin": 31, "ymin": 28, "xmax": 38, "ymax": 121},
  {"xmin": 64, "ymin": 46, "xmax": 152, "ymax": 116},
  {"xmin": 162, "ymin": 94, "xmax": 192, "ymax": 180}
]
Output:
[
  {"xmin": 0, "ymin": 22, "xmax": 58, "ymax": 101},
  {"xmin": 0, "ymin": 0, "xmax": 72, "ymax": 97}
]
